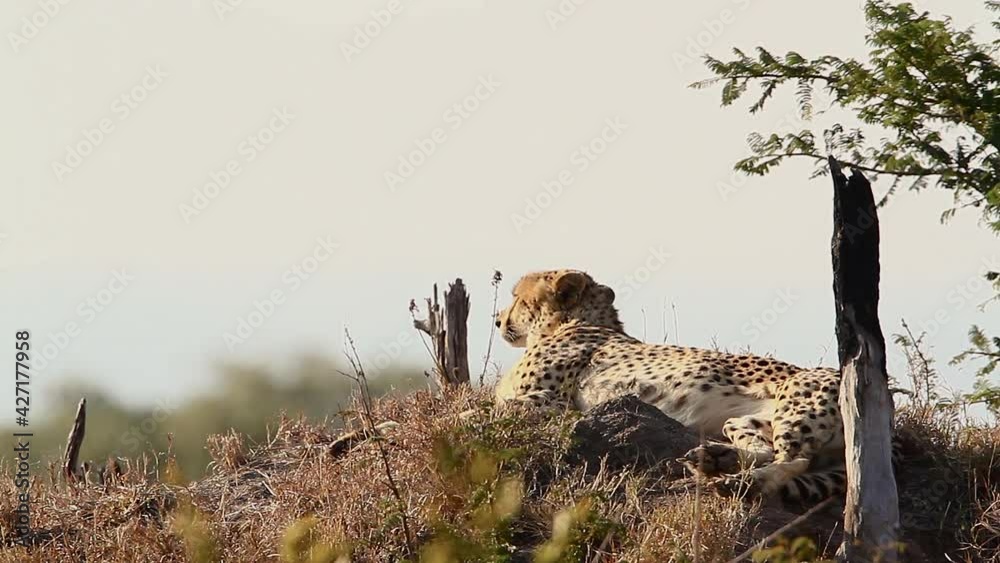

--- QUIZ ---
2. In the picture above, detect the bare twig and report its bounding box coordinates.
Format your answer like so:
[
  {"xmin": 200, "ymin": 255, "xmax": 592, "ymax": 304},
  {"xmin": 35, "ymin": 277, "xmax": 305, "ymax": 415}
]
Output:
[
  {"xmin": 63, "ymin": 398, "xmax": 87, "ymax": 483},
  {"xmin": 725, "ymin": 497, "xmax": 836, "ymax": 563},
  {"xmin": 340, "ymin": 329, "xmax": 415, "ymax": 555},
  {"xmin": 409, "ymin": 298, "xmax": 439, "ymax": 374},
  {"xmin": 480, "ymin": 270, "xmax": 503, "ymax": 386},
  {"xmin": 901, "ymin": 320, "xmax": 936, "ymax": 401},
  {"xmin": 412, "ymin": 285, "xmax": 446, "ymax": 375},
  {"xmin": 693, "ymin": 426, "xmax": 705, "ymax": 563},
  {"xmin": 589, "ymin": 530, "xmax": 614, "ymax": 563},
  {"xmin": 672, "ymin": 302, "xmax": 680, "ymax": 345},
  {"xmin": 641, "ymin": 308, "xmax": 647, "ymax": 342},
  {"xmin": 661, "ymin": 298, "xmax": 669, "ymax": 344},
  {"xmin": 822, "ymin": 519, "xmax": 841, "ymax": 559}
]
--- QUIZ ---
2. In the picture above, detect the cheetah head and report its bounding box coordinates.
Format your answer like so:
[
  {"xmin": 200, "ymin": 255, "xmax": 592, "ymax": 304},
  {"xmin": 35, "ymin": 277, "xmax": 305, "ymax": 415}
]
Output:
[{"xmin": 496, "ymin": 269, "xmax": 622, "ymax": 348}]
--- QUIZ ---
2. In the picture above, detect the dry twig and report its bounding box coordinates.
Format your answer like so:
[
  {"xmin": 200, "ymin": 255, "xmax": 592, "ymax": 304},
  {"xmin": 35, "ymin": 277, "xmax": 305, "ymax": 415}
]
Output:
[
  {"xmin": 480, "ymin": 270, "xmax": 503, "ymax": 386},
  {"xmin": 340, "ymin": 329, "xmax": 415, "ymax": 555},
  {"xmin": 724, "ymin": 497, "xmax": 836, "ymax": 563}
]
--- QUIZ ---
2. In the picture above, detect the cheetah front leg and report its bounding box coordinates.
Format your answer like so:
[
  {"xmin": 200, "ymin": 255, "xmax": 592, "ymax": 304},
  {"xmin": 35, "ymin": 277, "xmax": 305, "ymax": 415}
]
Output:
[
  {"xmin": 723, "ymin": 415, "xmax": 775, "ymax": 467},
  {"xmin": 503, "ymin": 389, "xmax": 573, "ymax": 412},
  {"xmin": 738, "ymin": 425, "xmax": 837, "ymax": 496},
  {"xmin": 495, "ymin": 341, "xmax": 582, "ymax": 412},
  {"xmin": 720, "ymin": 371, "xmax": 843, "ymax": 496},
  {"xmin": 494, "ymin": 366, "xmax": 575, "ymax": 413}
]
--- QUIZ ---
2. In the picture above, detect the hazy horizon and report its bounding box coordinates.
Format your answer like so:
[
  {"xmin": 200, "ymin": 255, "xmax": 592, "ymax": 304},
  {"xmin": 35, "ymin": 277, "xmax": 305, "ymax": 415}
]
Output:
[{"xmin": 3, "ymin": 0, "xmax": 998, "ymax": 418}]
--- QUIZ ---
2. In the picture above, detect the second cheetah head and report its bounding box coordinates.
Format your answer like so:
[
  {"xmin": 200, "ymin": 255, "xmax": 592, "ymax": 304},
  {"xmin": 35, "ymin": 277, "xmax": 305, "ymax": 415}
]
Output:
[{"xmin": 496, "ymin": 269, "xmax": 622, "ymax": 348}]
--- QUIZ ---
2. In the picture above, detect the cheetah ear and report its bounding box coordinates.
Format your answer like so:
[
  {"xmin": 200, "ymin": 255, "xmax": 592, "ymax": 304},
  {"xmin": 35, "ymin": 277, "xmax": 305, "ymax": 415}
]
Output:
[
  {"xmin": 551, "ymin": 271, "xmax": 589, "ymax": 308},
  {"xmin": 598, "ymin": 284, "xmax": 615, "ymax": 303}
]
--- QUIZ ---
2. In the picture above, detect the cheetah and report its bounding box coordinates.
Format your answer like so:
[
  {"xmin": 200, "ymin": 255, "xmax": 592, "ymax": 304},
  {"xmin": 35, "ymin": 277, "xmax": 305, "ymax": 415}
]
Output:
[{"xmin": 494, "ymin": 269, "xmax": 852, "ymax": 501}]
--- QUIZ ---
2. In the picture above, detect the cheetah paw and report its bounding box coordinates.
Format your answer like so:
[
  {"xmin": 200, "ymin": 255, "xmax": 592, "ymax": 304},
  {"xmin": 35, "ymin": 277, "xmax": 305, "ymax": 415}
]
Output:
[{"xmin": 680, "ymin": 442, "xmax": 742, "ymax": 476}]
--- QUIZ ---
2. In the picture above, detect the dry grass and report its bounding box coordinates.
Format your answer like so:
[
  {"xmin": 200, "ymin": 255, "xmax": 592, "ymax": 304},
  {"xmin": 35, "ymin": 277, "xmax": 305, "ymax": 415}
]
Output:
[
  {"xmin": 891, "ymin": 404, "xmax": 1000, "ymax": 561},
  {"xmin": 626, "ymin": 492, "xmax": 756, "ymax": 562},
  {"xmin": 0, "ymin": 388, "xmax": 570, "ymax": 562},
  {"xmin": 1, "ymin": 387, "xmax": 999, "ymax": 562}
]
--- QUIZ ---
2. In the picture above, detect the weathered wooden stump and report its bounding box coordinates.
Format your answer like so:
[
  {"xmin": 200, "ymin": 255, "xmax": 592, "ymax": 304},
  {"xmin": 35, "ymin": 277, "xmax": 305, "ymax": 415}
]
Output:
[
  {"xmin": 413, "ymin": 279, "xmax": 471, "ymax": 388},
  {"xmin": 63, "ymin": 398, "xmax": 86, "ymax": 483},
  {"xmin": 829, "ymin": 157, "xmax": 899, "ymax": 562}
]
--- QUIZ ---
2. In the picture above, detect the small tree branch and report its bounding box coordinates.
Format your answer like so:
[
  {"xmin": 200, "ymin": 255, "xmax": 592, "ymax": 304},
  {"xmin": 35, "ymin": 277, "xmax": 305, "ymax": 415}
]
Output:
[
  {"xmin": 726, "ymin": 497, "xmax": 836, "ymax": 563},
  {"xmin": 760, "ymin": 151, "xmax": 949, "ymax": 179}
]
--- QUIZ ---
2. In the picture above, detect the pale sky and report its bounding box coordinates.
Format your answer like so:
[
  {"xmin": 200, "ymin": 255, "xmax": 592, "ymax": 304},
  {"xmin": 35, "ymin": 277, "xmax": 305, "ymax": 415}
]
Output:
[{"xmin": 2, "ymin": 0, "xmax": 998, "ymax": 419}]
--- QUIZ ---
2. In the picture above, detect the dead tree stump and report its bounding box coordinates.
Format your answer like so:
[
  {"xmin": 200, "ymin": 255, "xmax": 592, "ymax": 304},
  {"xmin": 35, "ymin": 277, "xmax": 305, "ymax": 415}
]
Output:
[
  {"xmin": 413, "ymin": 279, "xmax": 470, "ymax": 388},
  {"xmin": 444, "ymin": 279, "xmax": 470, "ymax": 385},
  {"xmin": 829, "ymin": 157, "xmax": 899, "ymax": 562},
  {"xmin": 63, "ymin": 398, "xmax": 86, "ymax": 483}
]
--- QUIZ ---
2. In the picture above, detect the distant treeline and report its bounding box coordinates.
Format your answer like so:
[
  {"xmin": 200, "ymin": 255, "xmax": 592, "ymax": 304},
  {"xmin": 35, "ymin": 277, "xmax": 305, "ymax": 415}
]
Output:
[{"xmin": 0, "ymin": 356, "xmax": 426, "ymax": 479}]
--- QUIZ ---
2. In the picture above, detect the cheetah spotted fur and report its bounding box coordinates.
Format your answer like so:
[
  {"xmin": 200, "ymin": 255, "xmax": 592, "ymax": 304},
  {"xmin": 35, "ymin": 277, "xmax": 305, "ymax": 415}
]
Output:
[{"xmin": 494, "ymin": 269, "xmax": 854, "ymax": 501}]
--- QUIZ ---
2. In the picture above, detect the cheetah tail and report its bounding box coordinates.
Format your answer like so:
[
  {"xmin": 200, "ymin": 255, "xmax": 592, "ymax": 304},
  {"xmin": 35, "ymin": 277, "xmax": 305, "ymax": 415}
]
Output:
[
  {"xmin": 781, "ymin": 438, "xmax": 904, "ymax": 503},
  {"xmin": 781, "ymin": 466, "xmax": 847, "ymax": 503}
]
